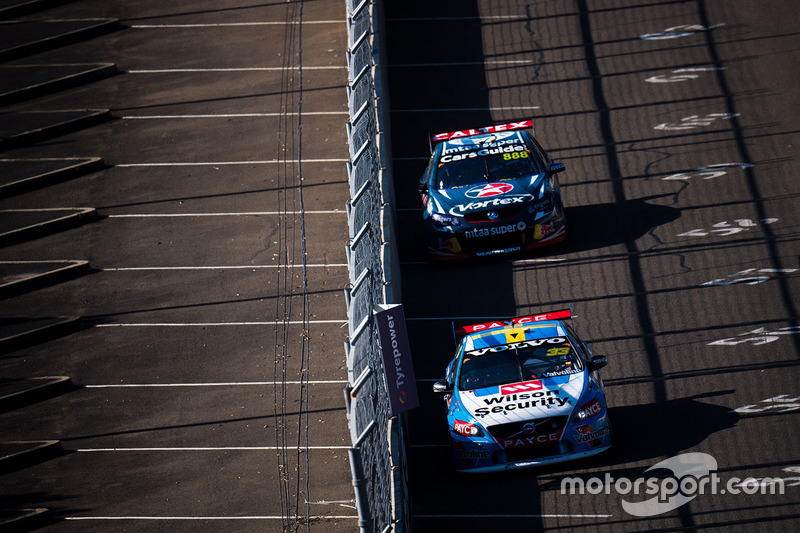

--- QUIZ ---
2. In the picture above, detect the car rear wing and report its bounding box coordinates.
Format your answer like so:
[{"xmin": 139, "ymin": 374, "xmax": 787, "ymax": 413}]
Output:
[
  {"xmin": 454, "ymin": 308, "xmax": 571, "ymax": 339},
  {"xmin": 428, "ymin": 119, "xmax": 534, "ymax": 152}
]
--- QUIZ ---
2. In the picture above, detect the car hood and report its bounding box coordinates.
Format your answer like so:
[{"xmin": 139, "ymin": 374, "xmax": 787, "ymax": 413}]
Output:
[
  {"xmin": 430, "ymin": 175, "xmax": 545, "ymax": 217},
  {"xmin": 458, "ymin": 373, "xmax": 584, "ymax": 425}
]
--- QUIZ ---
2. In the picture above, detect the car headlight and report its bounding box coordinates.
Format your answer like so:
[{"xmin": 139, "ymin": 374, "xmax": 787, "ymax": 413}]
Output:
[
  {"xmin": 572, "ymin": 398, "xmax": 603, "ymax": 422},
  {"xmin": 529, "ymin": 195, "xmax": 553, "ymax": 214},
  {"xmin": 453, "ymin": 420, "xmax": 485, "ymax": 437},
  {"xmin": 431, "ymin": 212, "xmax": 460, "ymax": 227}
]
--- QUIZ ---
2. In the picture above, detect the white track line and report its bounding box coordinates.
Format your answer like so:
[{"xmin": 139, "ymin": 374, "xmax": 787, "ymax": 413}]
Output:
[
  {"xmin": 95, "ymin": 320, "xmax": 344, "ymax": 327},
  {"xmin": 400, "ymin": 258, "xmax": 566, "ymax": 266},
  {"xmin": 103, "ymin": 265, "xmax": 347, "ymax": 271},
  {"xmin": 122, "ymin": 112, "xmax": 347, "ymax": 119},
  {"xmin": 130, "ymin": 21, "xmax": 342, "ymax": 28},
  {"xmin": 514, "ymin": 258, "xmax": 567, "ymax": 264},
  {"xmin": 65, "ymin": 516, "xmax": 357, "ymax": 521},
  {"xmin": 108, "ymin": 211, "xmax": 344, "ymax": 217},
  {"xmin": 77, "ymin": 446, "xmax": 349, "ymax": 451},
  {"xmin": 116, "ymin": 159, "xmax": 347, "ymax": 167},
  {"xmin": 392, "ymin": 60, "xmax": 542, "ymax": 67},
  {"xmin": 393, "ymin": 106, "xmax": 540, "ymax": 112},
  {"xmin": 388, "ymin": 16, "xmax": 528, "ymax": 21},
  {"xmin": 415, "ymin": 514, "xmax": 613, "ymax": 519},
  {"xmin": 107, "ymin": 211, "xmax": 345, "ymax": 217},
  {"xmin": 84, "ymin": 381, "xmax": 345, "ymax": 387},
  {"xmin": 128, "ymin": 67, "xmax": 345, "ymax": 73}
]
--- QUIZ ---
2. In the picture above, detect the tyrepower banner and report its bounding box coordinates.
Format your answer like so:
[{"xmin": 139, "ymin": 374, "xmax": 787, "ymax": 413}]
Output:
[{"xmin": 375, "ymin": 304, "xmax": 419, "ymax": 416}]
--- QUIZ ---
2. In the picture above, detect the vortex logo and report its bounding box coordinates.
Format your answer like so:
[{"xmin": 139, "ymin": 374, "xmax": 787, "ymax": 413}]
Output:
[{"xmin": 465, "ymin": 183, "xmax": 514, "ymax": 198}]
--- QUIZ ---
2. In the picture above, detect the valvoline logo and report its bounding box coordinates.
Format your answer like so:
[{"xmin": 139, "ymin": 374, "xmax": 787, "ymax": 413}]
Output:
[{"xmin": 465, "ymin": 182, "xmax": 514, "ymax": 199}]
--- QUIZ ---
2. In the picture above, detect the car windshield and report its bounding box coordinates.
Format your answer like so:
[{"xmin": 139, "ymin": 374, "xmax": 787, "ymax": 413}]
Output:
[
  {"xmin": 458, "ymin": 338, "xmax": 582, "ymax": 390},
  {"xmin": 435, "ymin": 149, "xmax": 541, "ymax": 189}
]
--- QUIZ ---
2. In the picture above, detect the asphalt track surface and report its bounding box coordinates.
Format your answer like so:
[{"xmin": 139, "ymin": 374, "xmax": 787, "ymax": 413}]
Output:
[
  {"xmin": 0, "ymin": 1, "xmax": 357, "ymax": 531},
  {"xmin": 384, "ymin": 1, "xmax": 800, "ymax": 532}
]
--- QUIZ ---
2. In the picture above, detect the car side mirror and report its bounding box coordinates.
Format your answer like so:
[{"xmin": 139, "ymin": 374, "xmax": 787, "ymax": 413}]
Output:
[
  {"xmin": 433, "ymin": 380, "xmax": 452, "ymax": 393},
  {"xmin": 550, "ymin": 161, "xmax": 566, "ymax": 174},
  {"xmin": 588, "ymin": 355, "xmax": 607, "ymax": 371}
]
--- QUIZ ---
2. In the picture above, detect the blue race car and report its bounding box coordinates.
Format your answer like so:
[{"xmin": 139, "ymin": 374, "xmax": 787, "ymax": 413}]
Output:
[
  {"xmin": 433, "ymin": 309, "xmax": 611, "ymax": 473},
  {"xmin": 419, "ymin": 120, "xmax": 567, "ymax": 260}
]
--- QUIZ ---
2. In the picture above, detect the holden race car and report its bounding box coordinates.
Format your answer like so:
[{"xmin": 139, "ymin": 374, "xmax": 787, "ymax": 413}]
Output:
[
  {"xmin": 419, "ymin": 119, "xmax": 567, "ymax": 260},
  {"xmin": 433, "ymin": 309, "xmax": 611, "ymax": 473}
]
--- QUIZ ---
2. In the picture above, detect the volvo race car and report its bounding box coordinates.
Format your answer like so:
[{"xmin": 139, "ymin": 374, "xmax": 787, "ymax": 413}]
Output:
[
  {"xmin": 433, "ymin": 309, "xmax": 611, "ymax": 473},
  {"xmin": 419, "ymin": 120, "xmax": 567, "ymax": 260}
]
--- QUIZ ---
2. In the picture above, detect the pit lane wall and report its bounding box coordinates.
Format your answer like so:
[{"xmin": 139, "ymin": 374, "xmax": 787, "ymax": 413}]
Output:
[{"xmin": 343, "ymin": 0, "xmax": 409, "ymax": 531}]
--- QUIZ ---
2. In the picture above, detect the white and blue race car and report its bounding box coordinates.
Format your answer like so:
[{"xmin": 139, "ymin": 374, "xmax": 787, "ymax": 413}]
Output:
[{"xmin": 433, "ymin": 309, "xmax": 611, "ymax": 473}]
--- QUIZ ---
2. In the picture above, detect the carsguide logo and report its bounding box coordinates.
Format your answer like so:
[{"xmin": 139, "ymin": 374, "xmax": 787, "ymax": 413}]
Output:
[
  {"xmin": 465, "ymin": 183, "xmax": 514, "ymax": 198},
  {"xmin": 561, "ymin": 452, "xmax": 786, "ymax": 516}
]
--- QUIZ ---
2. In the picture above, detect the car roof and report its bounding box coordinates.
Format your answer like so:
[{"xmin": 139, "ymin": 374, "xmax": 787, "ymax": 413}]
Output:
[
  {"xmin": 438, "ymin": 130, "xmax": 529, "ymax": 155},
  {"xmin": 462, "ymin": 320, "xmax": 568, "ymax": 352}
]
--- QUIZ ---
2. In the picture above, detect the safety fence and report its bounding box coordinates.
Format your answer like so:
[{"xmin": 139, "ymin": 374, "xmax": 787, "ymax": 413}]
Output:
[{"xmin": 343, "ymin": 0, "xmax": 409, "ymax": 531}]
